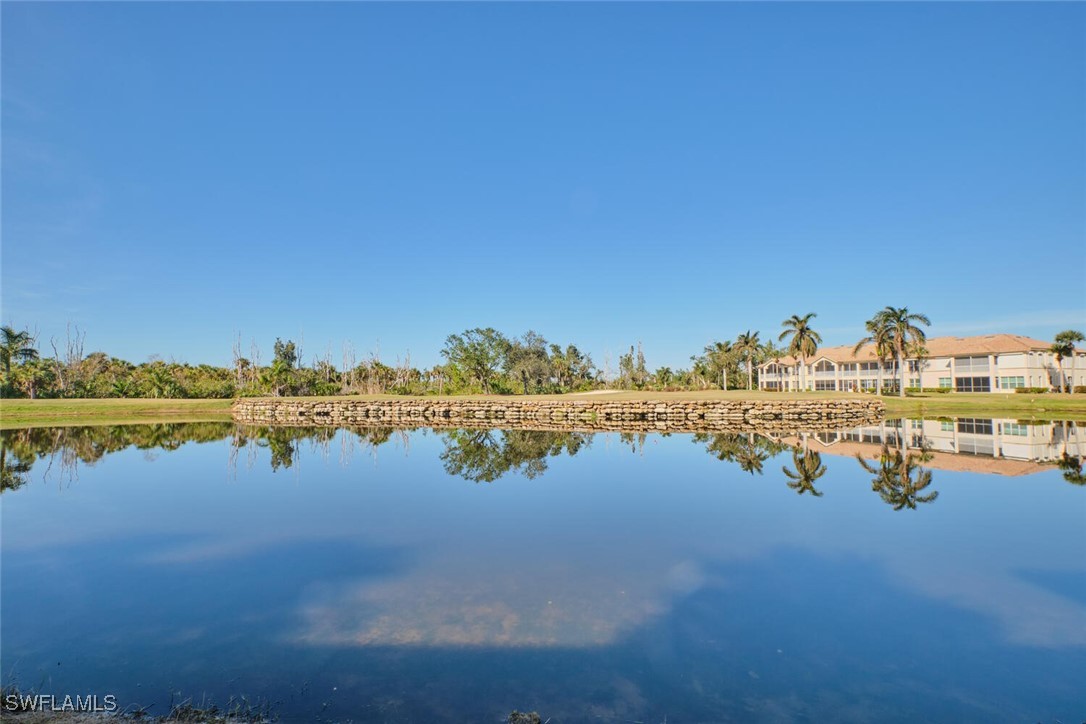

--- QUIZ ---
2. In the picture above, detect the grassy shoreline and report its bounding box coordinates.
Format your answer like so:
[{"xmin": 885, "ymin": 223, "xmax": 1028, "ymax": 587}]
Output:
[
  {"xmin": 0, "ymin": 398, "xmax": 234, "ymax": 428},
  {"xmin": 3, "ymin": 391, "xmax": 1085, "ymax": 428}
]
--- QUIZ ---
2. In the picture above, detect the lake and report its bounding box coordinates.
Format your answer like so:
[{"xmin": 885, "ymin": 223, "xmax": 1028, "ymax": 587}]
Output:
[{"xmin": 2, "ymin": 419, "xmax": 1084, "ymax": 722}]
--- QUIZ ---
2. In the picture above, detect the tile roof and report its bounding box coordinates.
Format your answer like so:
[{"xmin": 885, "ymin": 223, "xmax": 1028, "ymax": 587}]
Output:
[{"xmin": 763, "ymin": 334, "xmax": 1059, "ymax": 366}]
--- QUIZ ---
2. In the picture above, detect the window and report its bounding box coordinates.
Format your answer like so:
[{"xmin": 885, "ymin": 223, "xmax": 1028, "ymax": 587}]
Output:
[
  {"xmin": 940, "ymin": 421, "xmax": 954, "ymax": 432},
  {"xmin": 815, "ymin": 360, "xmax": 834, "ymax": 373},
  {"xmin": 955, "ymin": 376, "xmax": 991, "ymax": 393},
  {"xmin": 938, "ymin": 377, "xmax": 952, "ymax": 388},
  {"xmin": 1001, "ymin": 423, "xmax": 1028, "ymax": 436},
  {"xmin": 998, "ymin": 376, "xmax": 1025, "ymax": 389},
  {"xmin": 909, "ymin": 378, "xmax": 920, "ymax": 388},
  {"xmin": 957, "ymin": 418, "xmax": 994, "ymax": 435},
  {"xmin": 958, "ymin": 437, "xmax": 995, "ymax": 456},
  {"xmin": 815, "ymin": 380, "xmax": 836, "ymax": 391},
  {"xmin": 955, "ymin": 356, "xmax": 990, "ymax": 374}
]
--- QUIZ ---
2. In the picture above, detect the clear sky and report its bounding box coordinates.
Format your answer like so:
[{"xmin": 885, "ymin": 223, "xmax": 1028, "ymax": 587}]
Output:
[{"xmin": 2, "ymin": 2, "xmax": 1083, "ymax": 371}]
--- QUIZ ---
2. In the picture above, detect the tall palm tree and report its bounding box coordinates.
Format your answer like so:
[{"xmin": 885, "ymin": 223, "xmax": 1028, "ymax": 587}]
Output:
[
  {"xmin": 876, "ymin": 307, "xmax": 930, "ymax": 398},
  {"xmin": 782, "ymin": 448, "xmax": 827, "ymax": 496},
  {"xmin": 734, "ymin": 330, "xmax": 761, "ymax": 391},
  {"xmin": 704, "ymin": 341, "xmax": 732, "ymax": 390},
  {"xmin": 1051, "ymin": 330, "xmax": 1084, "ymax": 393},
  {"xmin": 853, "ymin": 315, "xmax": 893, "ymax": 395},
  {"xmin": 0, "ymin": 326, "xmax": 39, "ymax": 383},
  {"xmin": 779, "ymin": 314, "xmax": 821, "ymax": 393}
]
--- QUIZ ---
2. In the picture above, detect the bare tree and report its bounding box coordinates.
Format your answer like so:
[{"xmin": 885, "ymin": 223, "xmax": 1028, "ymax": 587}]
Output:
[
  {"xmin": 341, "ymin": 340, "xmax": 357, "ymax": 394},
  {"xmin": 50, "ymin": 323, "xmax": 86, "ymax": 395},
  {"xmin": 249, "ymin": 338, "xmax": 263, "ymax": 387},
  {"xmin": 232, "ymin": 332, "xmax": 245, "ymax": 387}
]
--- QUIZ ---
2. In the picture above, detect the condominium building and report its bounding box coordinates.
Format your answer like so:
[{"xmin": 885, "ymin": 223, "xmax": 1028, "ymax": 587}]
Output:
[
  {"xmin": 781, "ymin": 418, "xmax": 1084, "ymax": 476},
  {"xmin": 758, "ymin": 334, "xmax": 1085, "ymax": 393}
]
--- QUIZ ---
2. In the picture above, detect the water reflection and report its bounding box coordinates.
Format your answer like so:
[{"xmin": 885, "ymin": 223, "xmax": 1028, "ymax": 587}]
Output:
[
  {"xmin": 856, "ymin": 443, "xmax": 939, "ymax": 511},
  {"xmin": 439, "ymin": 429, "xmax": 592, "ymax": 483},
  {"xmin": 3, "ymin": 419, "xmax": 1085, "ymax": 489},
  {"xmin": 2, "ymin": 419, "xmax": 1084, "ymax": 721},
  {"xmin": 693, "ymin": 432, "xmax": 789, "ymax": 475},
  {"xmin": 1057, "ymin": 454, "xmax": 1085, "ymax": 486},
  {"xmin": 0, "ymin": 422, "xmax": 235, "ymax": 488},
  {"xmin": 781, "ymin": 448, "xmax": 827, "ymax": 497}
]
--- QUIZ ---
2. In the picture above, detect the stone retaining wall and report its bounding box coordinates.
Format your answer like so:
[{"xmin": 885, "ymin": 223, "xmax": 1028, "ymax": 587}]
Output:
[{"xmin": 232, "ymin": 397, "xmax": 884, "ymax": 434}]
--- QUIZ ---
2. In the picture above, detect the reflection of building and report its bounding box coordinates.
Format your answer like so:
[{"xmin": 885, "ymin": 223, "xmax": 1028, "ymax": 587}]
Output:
[
  {"xmin": 758, "ymin": 334, "xmax": 1085, "ymax": 393},
  {"xmin": 788, "ymin": 419, "xmax": 1084, "ymax": 476}
]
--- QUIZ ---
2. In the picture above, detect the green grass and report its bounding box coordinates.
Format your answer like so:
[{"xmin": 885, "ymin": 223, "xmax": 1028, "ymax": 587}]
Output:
[
  {"xmin": 0, "ymin": 398, "xmax": 233, "ymax": 428},
  {"xmin": 879, "ymin": 391, "xmax": 1086, "ymax": 421},
  {"xmin": 3, "ymin": 390, "xmax": 1084, "ymax": 428}
]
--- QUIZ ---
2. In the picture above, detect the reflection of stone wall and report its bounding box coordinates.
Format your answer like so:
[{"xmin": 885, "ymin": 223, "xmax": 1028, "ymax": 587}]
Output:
[{"xmin": 232, "ymin": 398, "xmax": 884, "ymax": 433}]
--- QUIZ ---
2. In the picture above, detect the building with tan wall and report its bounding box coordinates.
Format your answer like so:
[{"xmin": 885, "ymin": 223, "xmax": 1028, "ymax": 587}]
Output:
[
  {"xmin": 780, "ymin": 418, "xmax": 1083, "ymax": 476},
  {"xmin": 758, "ymin": 334, "xmax": 1085, "ymax": 393}
]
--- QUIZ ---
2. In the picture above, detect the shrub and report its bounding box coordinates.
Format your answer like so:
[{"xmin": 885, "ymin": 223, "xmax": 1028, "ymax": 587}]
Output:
[{"xmin": 1014, "ymin": 387, "xmax": 1050, "ymax": 394}]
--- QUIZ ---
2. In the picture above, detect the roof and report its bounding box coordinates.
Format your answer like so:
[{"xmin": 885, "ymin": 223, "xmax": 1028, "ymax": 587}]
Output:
[{"xmin": 762, "ymin": 334, "xmax": 1062, "ymax": 367}]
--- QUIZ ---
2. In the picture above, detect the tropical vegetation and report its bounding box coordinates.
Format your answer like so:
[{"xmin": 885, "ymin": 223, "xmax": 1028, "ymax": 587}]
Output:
[
  {"xmin": 0, "ymin": 316, "xmax": 1080, "ymax": 402},
  {"xmin": 779, "ymin": 313, "xmax": 821, "ymax": 392}
]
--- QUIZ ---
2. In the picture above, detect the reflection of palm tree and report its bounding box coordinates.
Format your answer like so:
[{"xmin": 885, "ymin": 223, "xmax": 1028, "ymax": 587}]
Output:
[
  {"xmin": 782, "ymin": 448, "xmax": 826, "ymax": 496},
  {"xmin": 735, "ymin": 440, "xmax": 770, "ymax": 475},
  {"xmin": 857, "ymin": 443, "xmax": 938, "ymax": 510},
  {"xmin": 0, "ymin": 444, "xmax": 34, "ymax": 492},
  {"xmin": 1056, "ymin": 454, "xmax": 1086, "ymax": 486},
  {"xmin": 694, "ymin": 432, "xmax": 787, "ymax": 476}
]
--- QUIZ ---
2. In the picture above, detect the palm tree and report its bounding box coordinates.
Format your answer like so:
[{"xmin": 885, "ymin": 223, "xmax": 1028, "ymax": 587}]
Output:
[
  {"xmin": 1, "ymin": 326, "xmax": 39, "ymax": 390},
  {"xmin": 654, "ymin": 366, "xmax": 674, "ymax": 389},
  {"xmin": 735, "ymin": 434, "xmax": 771, "ymax": 475},
  {"xmin": 1051, "ymin": 330, "xmax": 1084, "ymax": 393},
  {"xmin": 782, "ymin": 448, "xmax": 826, "ymax": 496},
  {"xmin": 704, "ymin": 341, "xmax": 733, "ymax": 390},
  {"xmin": 1057, "ymin": 454, "xmax": 1086, "ymax": 486},
  {"xmin": 853, "ymin": 315, "xmax": 893, "ymax": 395},
  {"xmin": 856, "ymin": 443, "xmax": 939, "ymax": 511},
  {"xmin": 779, "ymin": 313, "xmax": 821, "ymax": 393},
  {"xmin": 876, "ymin": 307, "xmax": 930, "ymax": 398},
  {"xmin": 734, "ymin": 330, "xmax": 761, "ymax": 391}
]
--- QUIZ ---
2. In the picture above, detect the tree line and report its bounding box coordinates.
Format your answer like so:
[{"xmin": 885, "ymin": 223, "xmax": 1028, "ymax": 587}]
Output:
[{"xmin": 1, "ymin": 312, "xmax": 1081, "ymax": 399}]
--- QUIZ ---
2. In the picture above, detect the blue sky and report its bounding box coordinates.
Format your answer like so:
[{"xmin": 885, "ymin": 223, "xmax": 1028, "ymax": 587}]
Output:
[{"xmin": 2, "ymin": 2, "xmax": 1083, "ymax": 371}]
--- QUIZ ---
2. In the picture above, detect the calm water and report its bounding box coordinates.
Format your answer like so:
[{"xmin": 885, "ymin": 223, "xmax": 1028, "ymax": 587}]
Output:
[{"xmin": 2, "ymin": 421, "xmax": 1084, "ymax": 723}]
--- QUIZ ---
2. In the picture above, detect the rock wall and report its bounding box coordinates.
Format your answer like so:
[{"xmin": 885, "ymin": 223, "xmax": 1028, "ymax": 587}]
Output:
[{"xmin": 232, "ymin": 397, "xmax": 884, "ymax": 434}]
